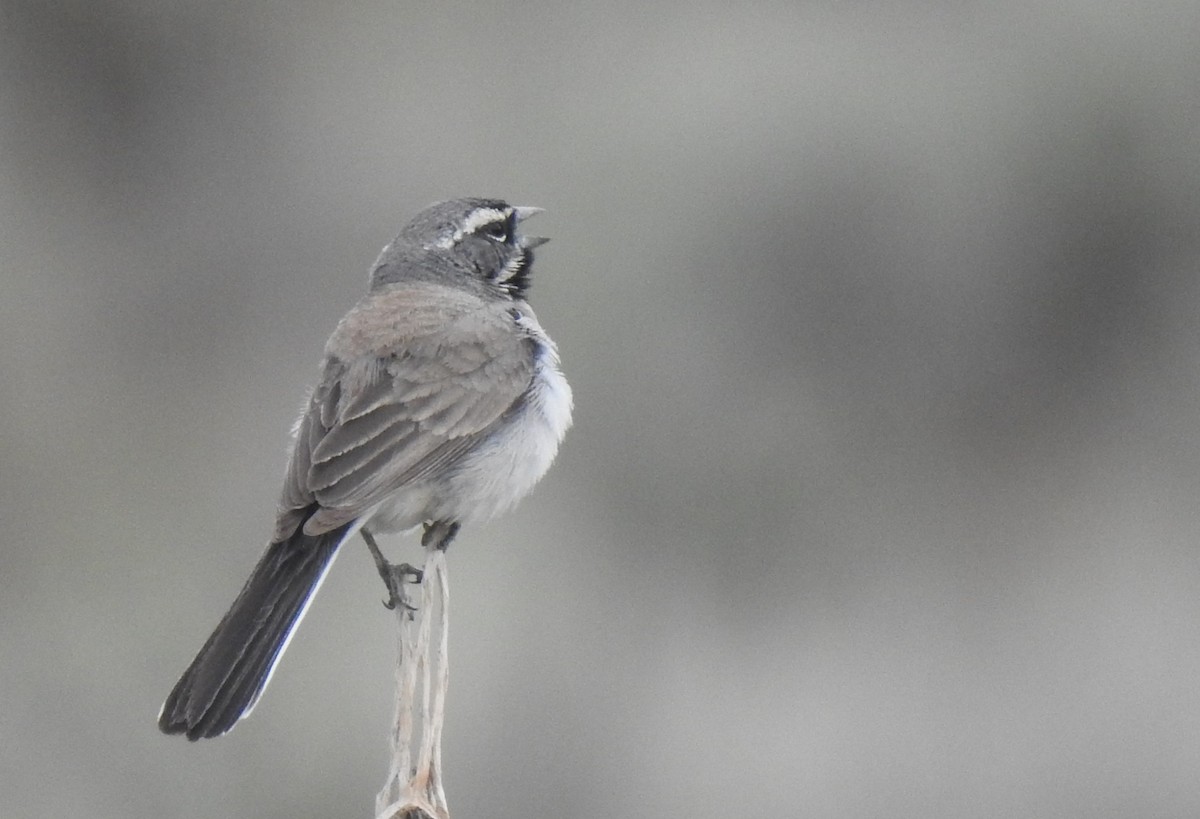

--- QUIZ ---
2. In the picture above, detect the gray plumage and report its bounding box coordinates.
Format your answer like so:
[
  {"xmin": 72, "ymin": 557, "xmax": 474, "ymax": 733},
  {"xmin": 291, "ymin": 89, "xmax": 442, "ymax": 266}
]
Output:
[{"xmin": 159, "ymin": 199, "xmax": 572, "ymax": 740}]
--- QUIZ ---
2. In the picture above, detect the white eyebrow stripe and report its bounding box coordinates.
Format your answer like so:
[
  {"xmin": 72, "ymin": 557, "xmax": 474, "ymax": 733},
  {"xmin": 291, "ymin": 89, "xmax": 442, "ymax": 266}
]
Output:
[
  {"xmin": 458, "ymin": 207, "xmax": 509, "ymax": 239},
  {"xmin": 430, "ymin": 206, "xmax": 512, "ymax": 249}
]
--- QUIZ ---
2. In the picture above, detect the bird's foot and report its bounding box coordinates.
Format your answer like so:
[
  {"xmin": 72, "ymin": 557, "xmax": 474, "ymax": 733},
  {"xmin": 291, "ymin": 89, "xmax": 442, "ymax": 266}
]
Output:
[
  {"xmin": 363, "ymin": 528, "xmax": 424, "ymax": 611},
  {"xmin": 380, "ymin": 562, "xmax": 423, "ymax": 612}
]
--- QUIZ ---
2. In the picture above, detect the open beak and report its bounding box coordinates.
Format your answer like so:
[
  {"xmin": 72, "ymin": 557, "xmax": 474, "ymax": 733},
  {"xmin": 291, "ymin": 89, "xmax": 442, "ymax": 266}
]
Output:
[
  {"xmin": 514, "ymin": 206, "xmax": 549, "ymax": 249},
  {"xmin": 513, "ymin": 206, "xmax": 544, "ymax": 222}
]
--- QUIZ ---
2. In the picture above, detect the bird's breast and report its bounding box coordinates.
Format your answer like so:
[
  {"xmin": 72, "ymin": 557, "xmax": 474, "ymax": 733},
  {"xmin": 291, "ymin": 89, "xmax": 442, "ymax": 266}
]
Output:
[
  {"xmin": 364, "ymin": 333, "xmax": 572, "ymax": 534},
  {"xmin": 438, "ymin": 336, "xmax": 573, "ymax": 525}
]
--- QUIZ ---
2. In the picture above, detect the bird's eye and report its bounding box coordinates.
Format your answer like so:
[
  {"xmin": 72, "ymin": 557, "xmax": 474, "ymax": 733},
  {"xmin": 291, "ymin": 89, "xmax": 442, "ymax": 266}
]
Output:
[{"xmin": 479, "ymin": 221, "xmax": 509, "ymax": 242}]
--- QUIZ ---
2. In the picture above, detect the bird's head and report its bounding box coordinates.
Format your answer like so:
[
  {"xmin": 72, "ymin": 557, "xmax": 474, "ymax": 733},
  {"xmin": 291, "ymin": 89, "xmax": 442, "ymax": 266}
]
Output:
[{"xmin": 371, "ymin": 198, "xmax": 548, "ymax": 299}]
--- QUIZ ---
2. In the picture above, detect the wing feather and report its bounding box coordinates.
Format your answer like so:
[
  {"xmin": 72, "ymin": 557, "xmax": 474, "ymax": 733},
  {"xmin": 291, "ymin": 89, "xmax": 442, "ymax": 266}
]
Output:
[{"xmin": 273, "ymin": 283, "xmax": 534, "ymax": 538}]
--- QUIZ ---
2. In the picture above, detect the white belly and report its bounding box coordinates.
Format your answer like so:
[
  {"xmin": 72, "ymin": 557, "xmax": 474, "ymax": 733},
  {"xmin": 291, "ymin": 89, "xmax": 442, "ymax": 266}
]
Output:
[
  {"xmin": 365, "ymin": 336, "xmax": 572, "ymax": 533},
  {"xmin": 440, "ymin": 349, "xmax": 572, "ymax": 525}
]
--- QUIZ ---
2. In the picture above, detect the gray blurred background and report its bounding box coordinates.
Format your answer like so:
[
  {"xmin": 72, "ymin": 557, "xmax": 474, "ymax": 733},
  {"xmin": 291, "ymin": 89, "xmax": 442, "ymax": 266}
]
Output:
[{"xmin": 3, "ymin": 1, "xmax": 1200, "ymax": 817}]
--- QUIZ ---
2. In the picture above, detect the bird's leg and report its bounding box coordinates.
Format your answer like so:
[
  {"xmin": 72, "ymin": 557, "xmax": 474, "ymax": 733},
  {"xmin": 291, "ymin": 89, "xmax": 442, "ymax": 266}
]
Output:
[{"xmin": 363, "ymin": 528, "xmax": 423, "ymax": 611}]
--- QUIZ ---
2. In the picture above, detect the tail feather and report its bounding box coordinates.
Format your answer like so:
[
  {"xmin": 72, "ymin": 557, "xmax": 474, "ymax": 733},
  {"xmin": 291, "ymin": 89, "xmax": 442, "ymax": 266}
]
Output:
[{"xmin": 158, "ymin": 524, "xmax": 350, "ymax": 740}]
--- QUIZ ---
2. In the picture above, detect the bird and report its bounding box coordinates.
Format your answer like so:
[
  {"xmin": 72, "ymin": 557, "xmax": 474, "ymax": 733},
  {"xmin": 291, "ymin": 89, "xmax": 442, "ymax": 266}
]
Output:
[{"xmin": 158, "ymin": 198, "xmax": 573, "ymax": 741}]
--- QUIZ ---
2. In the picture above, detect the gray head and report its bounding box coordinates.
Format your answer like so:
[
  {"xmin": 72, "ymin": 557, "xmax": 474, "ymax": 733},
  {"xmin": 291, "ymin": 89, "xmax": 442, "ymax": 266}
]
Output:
[{"xmin": 370, "ymin": 198, "xmax": 548, "ymax": 299}]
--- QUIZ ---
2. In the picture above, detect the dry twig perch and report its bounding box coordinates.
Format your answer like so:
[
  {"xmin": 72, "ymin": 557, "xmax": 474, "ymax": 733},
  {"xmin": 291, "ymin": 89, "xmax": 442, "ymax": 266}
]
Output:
[{"xmin": 364, "ymin": 529, "xmax": 453, "ymax": 819}]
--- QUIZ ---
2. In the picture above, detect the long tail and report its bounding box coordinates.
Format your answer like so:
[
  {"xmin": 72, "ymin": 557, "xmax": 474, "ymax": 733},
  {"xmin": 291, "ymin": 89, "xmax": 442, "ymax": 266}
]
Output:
[{"xmin": 158, "ymin": 523, "xmax": 351, "ymax": 740}]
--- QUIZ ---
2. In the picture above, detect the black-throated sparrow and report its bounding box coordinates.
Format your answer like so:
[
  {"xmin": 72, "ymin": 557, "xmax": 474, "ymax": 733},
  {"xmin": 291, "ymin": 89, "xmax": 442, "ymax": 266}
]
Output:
[{"xmin": 159, "ymin": 198, "xmax": 572, "ymax": 740}]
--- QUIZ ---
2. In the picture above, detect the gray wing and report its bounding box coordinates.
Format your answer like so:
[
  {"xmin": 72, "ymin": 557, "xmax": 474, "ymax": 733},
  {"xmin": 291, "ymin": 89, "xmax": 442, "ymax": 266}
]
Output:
[{"xmin": 274, "ymin": 284, "xmax": 534, "ymax": 539}]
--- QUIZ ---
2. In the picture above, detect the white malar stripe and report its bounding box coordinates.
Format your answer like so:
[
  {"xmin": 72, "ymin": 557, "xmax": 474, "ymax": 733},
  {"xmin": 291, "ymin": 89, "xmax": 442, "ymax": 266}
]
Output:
[{"xmin": 496, "ymin": 249, "xmax": 526, "ymax": 283}]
